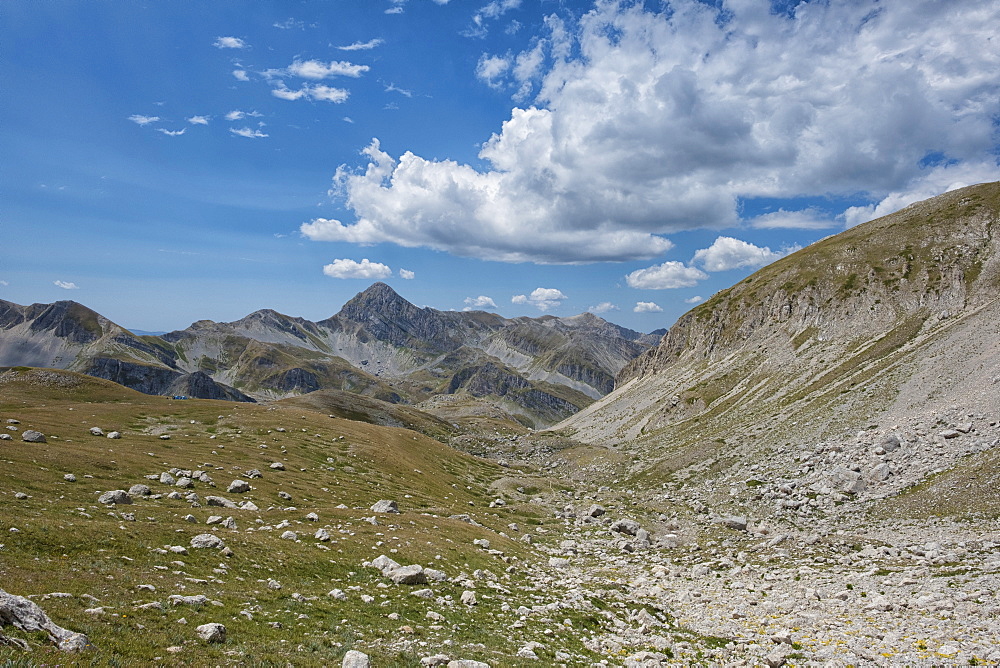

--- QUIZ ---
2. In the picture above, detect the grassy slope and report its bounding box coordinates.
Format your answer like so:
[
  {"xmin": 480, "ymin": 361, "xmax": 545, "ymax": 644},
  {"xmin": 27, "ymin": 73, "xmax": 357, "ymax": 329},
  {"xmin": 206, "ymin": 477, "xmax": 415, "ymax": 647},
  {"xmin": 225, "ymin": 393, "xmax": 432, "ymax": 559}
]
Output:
[{"xmin": 0, "ymin": 368, "xmax": 592, "ymax": 666}]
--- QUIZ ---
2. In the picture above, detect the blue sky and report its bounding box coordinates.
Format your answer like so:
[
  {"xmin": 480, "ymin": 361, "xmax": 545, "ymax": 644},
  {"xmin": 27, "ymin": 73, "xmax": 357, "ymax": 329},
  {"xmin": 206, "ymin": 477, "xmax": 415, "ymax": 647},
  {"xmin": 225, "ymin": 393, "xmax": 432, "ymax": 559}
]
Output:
[{"xmin": 3, "ymin": 0, "xmax": 999, "ymax": 333}]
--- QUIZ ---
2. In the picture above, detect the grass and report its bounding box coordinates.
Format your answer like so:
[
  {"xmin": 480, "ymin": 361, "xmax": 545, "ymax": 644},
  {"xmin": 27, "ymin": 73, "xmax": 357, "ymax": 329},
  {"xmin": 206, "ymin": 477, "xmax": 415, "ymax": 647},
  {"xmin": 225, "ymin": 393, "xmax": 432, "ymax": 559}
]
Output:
[{"xmin": 0, "ymin": 368, "xmax": 597, "ymax": 666}]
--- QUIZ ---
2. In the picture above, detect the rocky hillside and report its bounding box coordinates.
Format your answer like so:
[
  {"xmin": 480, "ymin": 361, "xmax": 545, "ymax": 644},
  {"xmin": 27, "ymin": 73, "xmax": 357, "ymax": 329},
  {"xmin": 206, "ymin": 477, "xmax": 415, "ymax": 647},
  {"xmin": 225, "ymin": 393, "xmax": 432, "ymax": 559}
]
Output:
[
  {"xmin": 0, "ymin": 284, "xmax": 654, "ymax": 428},
  {"xmin": 560, "ymin": 181, "xmax": 1000, "ymax": 445}
]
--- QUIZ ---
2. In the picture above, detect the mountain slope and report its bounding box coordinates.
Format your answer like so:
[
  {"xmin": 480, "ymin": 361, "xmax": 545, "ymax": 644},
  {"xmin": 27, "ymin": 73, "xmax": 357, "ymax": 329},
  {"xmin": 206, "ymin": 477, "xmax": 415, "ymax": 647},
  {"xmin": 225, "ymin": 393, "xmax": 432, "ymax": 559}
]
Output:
[{"xmin": 559, "ymin": 181, "xmax": 1000, "ymax": 445}]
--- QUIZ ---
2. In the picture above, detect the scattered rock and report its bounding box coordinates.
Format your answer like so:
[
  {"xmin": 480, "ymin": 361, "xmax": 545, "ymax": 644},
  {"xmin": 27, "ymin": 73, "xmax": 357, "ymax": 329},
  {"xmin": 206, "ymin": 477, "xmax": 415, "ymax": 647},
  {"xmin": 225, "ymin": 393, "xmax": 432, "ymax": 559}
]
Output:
[
  {"xmin": 98, "ymin": 490, "xmax": 132, "ymax": 505},
  {"xmin": 21, "ymin": 430, "xmax": 46, "ymax": 443},
  {"xmin": 371, "ymin": 499, "xmax": 399, "ymax": 514},
  {"xmin": 190, "ymin": 534, "xmax": 224, "ymax": 549},
  {"xmin": 227, "ymin": 480, "xmax": 250, "ymax": 494},
  {"xmin": 195, "ymin": 622, "xmax": 226, "ymax": 643},
  {"xmin": 342, "ymin": 649, "xmax": 370, "ymax": 667}
]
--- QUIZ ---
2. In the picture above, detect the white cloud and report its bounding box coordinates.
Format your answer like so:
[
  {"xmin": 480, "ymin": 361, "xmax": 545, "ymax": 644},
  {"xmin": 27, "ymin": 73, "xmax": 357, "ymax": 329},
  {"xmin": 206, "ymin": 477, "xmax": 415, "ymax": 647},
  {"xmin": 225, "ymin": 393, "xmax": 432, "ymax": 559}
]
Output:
[
  {"xmin": 399, "ymin": 268, "xmax": 415, "ymax": 279},
  {"xmin": 692, "ymin": 237, "xmax": 793, "ymax": 272},
  {"xmin": 128, "ymin": 114, "xmax": 159, "ymax": 126},
  {"xmin": 232, "ymin": 69, "xmax": 250, "ymax": 81},
  {"xmin": 312, "ymin": 1, "xmax": 1000, "ymax": 264},
  {"xmin": 224, "ymin": 110, "xmax": 261, "ymax": 121},
  {"xmin": 230, "ymin": 127, "xmax": 268, "ymax": 138},
  {"xmin": 841, "ymin": 160, "xmax": 1000, "ymax": 228},
  {"xmin": 468, "ymin": 0, "xmax": 522, "ymax": 36},
  {"xmin": 588, "ymin": 302, "xmax": 618, "ymax": 314},
  {"xmin": 476, "ymin": 54, "xmax": 511, "ymax": 87},
  {"xmin": 273, "ymin": 18, "xmax": 306, "ymax": 30},
  {"xmin": 750, "ymin": 209, "xmax": 835, "ymax": 230},
  {"xmin": 54, "ymin": 280, "xmax": 79, "ymax": 290},
  {"xmin": 464, "ymin": 295, "xmax": 497, "ymax": 309},
  {"xmin": 384, "ymin": 83, "xmax": 412, "ymax": 98},
  {"xmin": 284, "ymin": 59, "xmax": 369, "ymax": 79},
  {"xmin": 511, "ymin": 287, "xmax": 567, "ymax": 311},
  {"xmin": 322, "ymin": 258, "xmax": 392, "ymax": 279},
  {"xmin": 684, "ymin": 296, "xmax": 703, "ymax": 304},
  {"xmin": 214, "ymin": 36, "xmax": 246, "ymax": 49},
  {"xmin": 186, "ymin": 115, "xmax": 210, "ymax": 125},
  {"xmin": 156, "ymin": 128, "xmax": 186, "ymax": 136},
  {"xmin": 338, "ymin": 39, "xmax": 384, "ymax": 51},
  {"xmin": 272, "ymin": 84, "xmax": 349, "ymax": 103},
  {"xmin": 634, "ymin": 301, "xmax": 663, "ymax": 313},
  {"xmin": 0, "ymin": 280, "xmax": 9, "ymax": 287},
  {"xmin": 626, "ymin": 261, "xmax": 707, "ymax": 289}
]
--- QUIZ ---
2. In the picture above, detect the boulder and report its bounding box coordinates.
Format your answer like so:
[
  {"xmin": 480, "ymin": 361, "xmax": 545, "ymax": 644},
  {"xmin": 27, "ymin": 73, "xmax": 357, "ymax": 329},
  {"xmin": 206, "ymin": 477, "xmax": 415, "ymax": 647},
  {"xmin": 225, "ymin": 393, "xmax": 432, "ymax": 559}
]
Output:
[
  {"xmin": 0, "ymin": 587, "xmax": 91, "ymax": 651},
  {"xmin": 21, "ymin": 430, "xmax": 46, "ymax": 443},
  {"xmin": 205, "ymin": 496, "xmax": 238, "ymax": 509},
  {"xmin": 196, "ymin": 622, "xmax": 226, "ymax": 643},
  {"xmin": 190, "ymin": 534, "xmax": 224, "ymax": 549},
  {"xmin": 106, "ymin": 431, "xmax": 121, "ymax": 440},
  {"xmin": 719, "ymin": 515, "xmax": 748, "ymax": 531},
  {"xmin": 388, "ymin": 565, "xmax": 427, "ymax": 585},
  {"xmin": 371, "ymin": 499, "xmax": 399, "ymax": 514},
  {"xmin": 610, "ymin": 518, "xmax": 640, "ymax": 536},
  {"xmin": 128, "ymin": 484, "xmax": 152, "ymax": 497},
  {"xmin": 98, "ymin": 490, "xmax": 132, "ymax": 505},
  {"xmin": 89, "ymin": 427, "xmax": 104, "ymax": 436},
  {"xmin": 342, "ymin": 650, "xmax": 371, "ymax": 668},
  {"xmin": 227, "ymin": 480, "xmax": 250, "ymax": 494}
]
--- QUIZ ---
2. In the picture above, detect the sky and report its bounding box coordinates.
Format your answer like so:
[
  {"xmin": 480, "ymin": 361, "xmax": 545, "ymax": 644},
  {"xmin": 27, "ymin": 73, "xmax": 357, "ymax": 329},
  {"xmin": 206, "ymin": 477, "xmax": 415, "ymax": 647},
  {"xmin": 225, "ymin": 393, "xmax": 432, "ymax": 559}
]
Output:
[{"xmin": 2, "ymin": 0, "xmax": 999, "ymax": 334}]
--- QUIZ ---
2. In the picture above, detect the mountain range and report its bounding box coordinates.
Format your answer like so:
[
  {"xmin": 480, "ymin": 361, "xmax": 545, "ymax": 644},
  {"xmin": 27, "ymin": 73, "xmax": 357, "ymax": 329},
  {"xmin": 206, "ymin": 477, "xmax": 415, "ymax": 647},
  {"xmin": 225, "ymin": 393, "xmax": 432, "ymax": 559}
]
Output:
[{"xmin": 0, "ymin": 283, "xmax": 661, "ymax": 429}]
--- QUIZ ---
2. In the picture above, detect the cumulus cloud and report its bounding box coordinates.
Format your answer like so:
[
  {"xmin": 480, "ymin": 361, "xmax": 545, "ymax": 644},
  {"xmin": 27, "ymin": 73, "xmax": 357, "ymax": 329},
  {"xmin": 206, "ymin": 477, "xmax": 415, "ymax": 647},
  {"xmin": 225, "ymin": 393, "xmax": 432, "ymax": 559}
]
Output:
[
  {"xmin": 467, "ymin": 0, "xmax": 522, "ymax": 37},
  {"xmin": 128, "ymin": 114, "xmax": 159, "ymax": 126},
  {"xmin": 464, "ymin": 295, "xmax": 497, "ymax": 310},
  {"xmin": 626, "ymin": 261, "xmax": 707, "ymax": 290},
  {"xmin": 186, "ymin": 115, "xmax": 210, "ymax": 125},
  {"xmin": 634, "ymin": 301, "xmax": 663, "ymax": 313},
  {"xmin": 230, "ymin": 127, "xmax": 268, "ymax": 138},
  {"xmin": 54, "ymin": 280, "xmax": 79, "ymax": 290},
  {"xmin": 214, "ymin": 36, "xmax": 246, "ymax": 49},
  {"xmin": 338, "ymin": 39, "xmax": 384, "ymax": 51},
  {"xmin": 322, "ymin": 258, "xmax": 392, "ymax": 279},
  {"xmin": 310, "ymin": 1, "xmax": 1000, "ymax": 264},
  {"xmin": 692, "ymin": 237, "xmax": 794, "ymax": 272},
  {"xmin": 511, "ymin": 287, "xmax": 567, "ymax": 311},
  {"xmin": 684, "ymin": 296, "xmax": 703, "ymax": 305},
  {"xmin": 232, "ymin": 69, "xmax": 250, "ymax": 81},
  {"xmin": 588, "ymin": 302, "xmax": 618, "ymax": 314},
  {"xmin": 399, "ymin": 268, "xmax": 415, "ymax": 279}
]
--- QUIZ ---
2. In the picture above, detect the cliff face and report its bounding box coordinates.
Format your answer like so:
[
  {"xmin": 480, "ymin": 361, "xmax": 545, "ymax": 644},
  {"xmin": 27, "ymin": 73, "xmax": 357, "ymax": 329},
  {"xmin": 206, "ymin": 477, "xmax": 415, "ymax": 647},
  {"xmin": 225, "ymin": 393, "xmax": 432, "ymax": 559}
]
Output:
[{"xmin": 561, "ymin": 182, "xmax": 1000, "ymax": 443}]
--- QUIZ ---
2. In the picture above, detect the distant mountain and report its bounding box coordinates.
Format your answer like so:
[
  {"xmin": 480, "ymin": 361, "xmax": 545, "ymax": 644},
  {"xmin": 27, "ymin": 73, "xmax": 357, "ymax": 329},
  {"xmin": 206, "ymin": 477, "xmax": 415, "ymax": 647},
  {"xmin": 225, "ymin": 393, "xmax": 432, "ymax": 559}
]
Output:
[{"xmin": 0, "ymin": 283, "xmax": 656, "ymax": 427}]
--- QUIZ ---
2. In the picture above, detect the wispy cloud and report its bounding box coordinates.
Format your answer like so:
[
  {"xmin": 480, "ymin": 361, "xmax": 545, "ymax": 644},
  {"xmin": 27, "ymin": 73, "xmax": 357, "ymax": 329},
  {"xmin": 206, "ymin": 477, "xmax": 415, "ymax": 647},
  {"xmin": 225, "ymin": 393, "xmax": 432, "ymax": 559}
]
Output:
[
  {"xmin": 128, "ymin": 114, "xmax": 159, "ymax": 126},
  {"xmin": 232, "ymin": 69, "xmax": 250, "ymax": 81},
  {"xmin": 229, "ymin": 127, "xmax": 268, "ymax": 138},
  {"xmin": 399, "ymin": 268, "xmax": 415, "ymax": 279},
  {"xmin": 156, "ymin": 128, "xmax": 186, "ymax": 136},
  {"xmin": 214, "ymin": 36, "xmax": 246, "ymax": 49},
  {"xmin": 272, "ymin": 84, "xmax": 349, "ymax": 103},
  {"xmin": 273, "ymin": 18, "xmax": 307, "ymax": 30},
  {"xmin": 224, "ymin": 110, "xmax": 261, "ymax": 121},
  {"xmin": 338, "ymin": 38, "xmax": 384, "ymax": 51},
  {"xmin": 54, "ymin": 280, "xmax": 79, "ymax": 290},
  {"xmin": 684, "ymin": 296, "xmax": 703, "ymax": 305},
  {"xmin": 322, "ymin": 258, "xmax": 392, "ymax": 279},
  {"xmin": 186, "ymin": 115, "xmax": 210, "ymax": 125},
  {"xmin": 0, "ymin": 280, "xmax": 9, "ymax": 287},
  {"xmin": 384, "ymin": 82, "xmax": 413, "ymax": 97},
  {"xmin": 385, "ymin": 0, "xmax": 405, "ymax": 14},
  {"xmin": 283, "ymin": 59, "xmax": 369, "ymax": 79}
]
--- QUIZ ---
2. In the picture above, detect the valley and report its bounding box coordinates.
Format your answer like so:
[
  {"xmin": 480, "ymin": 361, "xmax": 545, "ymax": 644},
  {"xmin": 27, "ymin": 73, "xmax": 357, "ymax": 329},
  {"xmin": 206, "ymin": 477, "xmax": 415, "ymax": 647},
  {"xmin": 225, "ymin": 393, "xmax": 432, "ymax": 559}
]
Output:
[{"xmin": 2, "ymin": 183, "xmax": 1000, "ymax": 666}]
